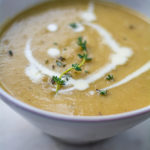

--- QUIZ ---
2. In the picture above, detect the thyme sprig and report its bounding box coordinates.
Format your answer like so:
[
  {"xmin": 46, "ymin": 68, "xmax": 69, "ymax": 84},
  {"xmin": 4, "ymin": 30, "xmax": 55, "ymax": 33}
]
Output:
[
  {"xmin": 52, "ymin": 37, "xmax": 91, "ymax": 93},
  {"xmin": 51, "ymin": 76, "xmax": 65, "ymax": 85},
  {"xmin": 8, "ymin": 50, "xmax": 13, "ymax": 56},
  {"xmin": 96, "ymin": 89, "xmax": 108, "ymax": 96},
  {"xmin": 69, "ymin": 23, "xmax": 78, "ymax": 29},
  {"xmin": 106, "ymin": 74, "xmax": 114, "ymax": 81}
]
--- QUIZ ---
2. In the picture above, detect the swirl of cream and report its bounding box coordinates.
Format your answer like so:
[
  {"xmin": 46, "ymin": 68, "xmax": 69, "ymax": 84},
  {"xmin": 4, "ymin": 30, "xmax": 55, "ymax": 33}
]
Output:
[{"xmin": 24, "ymin": 2, "xmax": 150, "ymax": 93}]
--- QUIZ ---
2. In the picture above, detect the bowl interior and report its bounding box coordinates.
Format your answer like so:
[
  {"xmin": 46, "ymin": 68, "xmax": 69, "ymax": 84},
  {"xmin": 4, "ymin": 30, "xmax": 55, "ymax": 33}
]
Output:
[{"xmin": 0, "ymin": 0, "xmax": 150, "ymax": 121}]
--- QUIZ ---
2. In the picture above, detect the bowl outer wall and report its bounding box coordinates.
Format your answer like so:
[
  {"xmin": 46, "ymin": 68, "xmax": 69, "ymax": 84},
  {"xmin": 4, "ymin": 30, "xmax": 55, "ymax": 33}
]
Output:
[{"xmin": 1, "ymin": 90, "xmax": 150, "ymax": 143}]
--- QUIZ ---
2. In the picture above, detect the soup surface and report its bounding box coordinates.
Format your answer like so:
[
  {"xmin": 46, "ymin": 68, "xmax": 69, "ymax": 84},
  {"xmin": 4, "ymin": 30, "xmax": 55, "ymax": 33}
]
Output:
[{"xmin": 0, "ymin": 0, "xmax": 150, "ymax": 116}]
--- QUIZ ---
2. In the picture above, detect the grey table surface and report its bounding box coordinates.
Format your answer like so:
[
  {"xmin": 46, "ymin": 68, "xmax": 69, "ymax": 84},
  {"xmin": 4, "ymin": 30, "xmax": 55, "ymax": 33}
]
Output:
[{"xmin": 1, "ymin": 100, "xmax": 150, "ymax": 150}]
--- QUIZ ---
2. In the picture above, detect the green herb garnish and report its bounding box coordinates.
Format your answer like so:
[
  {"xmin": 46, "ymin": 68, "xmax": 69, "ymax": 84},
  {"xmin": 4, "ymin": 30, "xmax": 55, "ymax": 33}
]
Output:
[
  {"xmin": 8, "ymin": 50, "xmax": 13, "ymax": 56},
  {"xmin": 106, "ymin": 74, "xmax": 114, "ymax": 81},
  {"xmin": 72, "ymin": 63, "xmax": 82, "ymax": 71},
  {"xmin": 77, "ymin": 37, "xmax": 87, "ymax": 51},
  {"xmin": 129, "ymin": 25, "xmax": 135, "ymax": 30},
  {"xmin": 56, "ymin": 60, "xmax": 66, "ymax": 67},
  {"xmin": 96, "ymin": 89, "xmax": 108, "ymax": 96},
  {"xmin": 45, "ymin": 60, "xmax": 49, "ymax": 64},
  {"xmin": 51, "ymin": 76, "xmax": 65, "ymax": 85},
  {"xmin": 52, "ymin": 36, "xmax": 91, "ymax": 93},
  {"xmin": 53, "ymin": 42, "xmax": 58, "ymax": 45},
  {"xmin": 52, "ymin": 65, "xmax": 55, "ymax": 70},
  {"xmin": 85, "ymin": 70, "xmax": 89, "ymax": 73},
  {"xmin": 63, "ymin": 48, "xmax": 67, "ymax": 51},
  {"xmin": 78, "ymin": 53, "xmax": 92, "ymax": 61},
  {"xmin": 58, "ymin": 56, "xmax": 66, "ymax": 62},
  {"xmin": 69, "ymin": 23, "xmax": 78, "ymax": 29}
]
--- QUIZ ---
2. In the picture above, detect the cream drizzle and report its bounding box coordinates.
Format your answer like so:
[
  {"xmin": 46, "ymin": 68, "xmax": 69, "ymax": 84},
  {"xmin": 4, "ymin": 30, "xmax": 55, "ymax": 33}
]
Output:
[
  {"xmin": 80, "ymin": 1, "xmax": 96, "ymax": 22},
  {"xmin": 47, "ymin": 23, "xmax": 58, "ymax": 32},
  {"xmin": 89, "ymin": 91, "xmax": 95, "ymax": 95},
  {"xmin": 58, "ymin": 62, "xmax": 150, "ymax": 93},
  {"xmin": 47, "ymin": 48, "xmax": 60, "ymax": 58},
  {"xmin": 24, "ymin": 2, "xmax": 150, "ymax": 94},
  {"xmin": 25, "ymin": 39, "xmax": 60, "ymax": 79},
  {"xmin": 25, "ymin": 64, "xmax": 44, "ymax": 83},
  {"xmin": 103, "ymin": 61, "xmax": 150, "ymax": 90},
  {"xmin": 57, "ymin": 22, "xmax": 133, "ymax": 92}
]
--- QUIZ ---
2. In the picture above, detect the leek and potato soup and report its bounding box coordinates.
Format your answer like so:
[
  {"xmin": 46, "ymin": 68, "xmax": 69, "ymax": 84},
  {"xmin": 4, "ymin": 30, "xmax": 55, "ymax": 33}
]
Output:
[{"xmin": 0, "ymin": 0, "xmax": 150, "ymax": 116}]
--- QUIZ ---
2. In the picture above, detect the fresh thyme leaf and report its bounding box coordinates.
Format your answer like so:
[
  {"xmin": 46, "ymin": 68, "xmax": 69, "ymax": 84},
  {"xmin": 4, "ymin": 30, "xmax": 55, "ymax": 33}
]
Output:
[
  {"xmin": 52, "ymin": 76, "xmax": 65, "ymax": 85},
  {"xmin": 85, "ymin": 70, "xmax": 89, "ymax": 73},
  {"xmin": 78, "ymin": 53, "xmax": 92, "ymax": 61},
  {"xmin": 63, "ymin": 48, "xmax": 67, "ymax": 51},
  {"xmin": 51, "ymin": 78, "xmax": 55, "ymax": 85},
  {"xmin": 8, "ymin": 50, "xmax": 13, "ymax": 56},
  {"xmin": 69, "ymin": 23, "xmax": 78, "ymax": 29},
  {"xmin": 96, "ymin": 89, "xmax": 108, "ymax": 96},
  {"xmin": 56, "ymin": 60, "xmax": 66, "ymax": 67},
  {"xmin": 45, "ymin": 60, "xmax": 49, "ymax": 64},
  {"xmin": 53, "ymin": 36, "xmax": 91, "ymax": 93},
  {"xmin": 77, "ymin": 37, "xmax": 87, "ymax": 51},
  {"xmin": 106, "ymin": 74, "xmax": 114, "ymax": 81},
  {"xmin": 52, "ymin": 65, "xmax": 55, "ymax": 70},
  {"xmin": 72, "ymin": 64, "xmax": 82, "ymax": 71},
  {"xmin": 129, "ymin": 24, "xmax": 135, "ymax": 30},
  {"xmin": 56, "ymin": 60, "xmax": 62, "ymax": 67},
  {"xmin": 65, "ymin": 77, "xmax": 69, "ymax": 81},
  {"xmin": 78, "ymin": 54, "xmax": 84, "ymax": 59},
  {"xmin": 84, "ymin": 54, "xmax": 92, "ymax": 61},
  {"xmin": 58, "ymin": 56, "xmax": 66, "ymax": 62},
  {"xmin": 53, "ymin": 42, "xmax": 58, "ymax": 45},
  {"xmin": 100, "ymin": 90, "xmax": 107, "ymax": 96}
]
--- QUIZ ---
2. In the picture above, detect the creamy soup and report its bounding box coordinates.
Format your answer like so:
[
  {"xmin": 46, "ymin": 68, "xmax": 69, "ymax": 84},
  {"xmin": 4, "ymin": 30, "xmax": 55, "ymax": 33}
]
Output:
[{"xmin": 0, "ymin": 0, "xmax": 150, "ymax": 116}]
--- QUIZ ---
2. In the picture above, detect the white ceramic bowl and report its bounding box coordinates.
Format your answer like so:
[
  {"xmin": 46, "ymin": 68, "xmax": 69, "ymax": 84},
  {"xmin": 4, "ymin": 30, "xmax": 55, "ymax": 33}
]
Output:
[{"xmin": 0, "ymin": 0, "xmax": 150, "ymax": 144}]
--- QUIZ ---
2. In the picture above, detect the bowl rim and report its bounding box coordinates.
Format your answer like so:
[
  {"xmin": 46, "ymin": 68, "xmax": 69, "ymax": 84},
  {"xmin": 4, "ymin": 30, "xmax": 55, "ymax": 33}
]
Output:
[{"xmin": 0, "ymin": 87, "xmax": 150, "ymax": 122}]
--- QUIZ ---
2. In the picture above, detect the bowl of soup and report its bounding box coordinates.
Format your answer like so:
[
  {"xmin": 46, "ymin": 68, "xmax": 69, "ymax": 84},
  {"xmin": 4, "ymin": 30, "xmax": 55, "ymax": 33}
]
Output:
[{"xmin": 0, "ymin": 0, "xmax": 150, "ymax": 144}]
